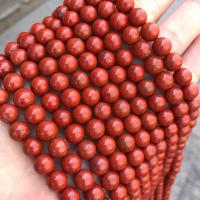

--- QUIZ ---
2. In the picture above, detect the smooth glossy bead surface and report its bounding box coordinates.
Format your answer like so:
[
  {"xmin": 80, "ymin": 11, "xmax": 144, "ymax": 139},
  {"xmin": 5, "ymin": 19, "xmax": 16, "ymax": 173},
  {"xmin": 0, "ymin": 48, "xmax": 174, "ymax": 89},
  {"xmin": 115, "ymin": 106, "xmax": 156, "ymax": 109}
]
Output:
[
  {"xmin": 10, "ymin": 49, "xmax": 27, "ymax": 65},
  {"xmin": 164, "ymin": 53, "xmax": 182, "ymax": 71},
  {"xmin": 79, "ymin": 52, "xmax": 97, "ymax": 71},
  {"xmin": 127, "ymin": 64, "xmax": 144, "ymax": 82},
  {"xmin": 128, "ymin": 148, "xmax": 144, "ymax": 166},
  {"xmin": 132, "ymin": 41, "xmax": 151, "ymax": 59},
  {"xmin": 109, "ymin": 152, "xmax": 127, "ymax": 171},
  {"xmin": 109, "ymin": 66, "xmax": 126, "ymax": 85},
  {"xmin": 112, "ymin": 99, "xmax": 130, "ymax": 118},
  {"xmin": 90, "ymin": 68, "xmax": 109, "ymax": 87},
  {"xmin": 53, "ymin": 109, "xmax": 71, "ymax": 128},
  {"xmin": 74, "ymin": 23, "xmax": 92, "ymax": 40},
  {"xmin": 0, "ymin": 88, "xmax": 9, "ymax": 105},
  {"xmin": 130, "ymin": 96, "xmax": 147, "ymax": 115},
  {"xmin": 86, "ymin": 36, "xmax": 103, "ymax": 54},
  {"xmin": 141, "ymin": 112, "xmax": 157, "ymax": 130},
  {"xmin": 80, "ymin": 5, "xmax": 97, "ymax": 23},
  {"xmin": 104, "ymin": 33, "xmax": 122, "ymax": 51},
  {"xmin": 66, "ymin": 38, "xmax": 85, "ymax": 57},
  {"xmin": 98, "ymin": 50, "xmax": 115, "ymax": 69},
  {"xmin": 20, "ymin": 61, "xmax": 38, "ymax": 79},
  {"xmin": 110, "ymin": 184, "xmax": 128, "ymax": 200},
  {"xmin": 141, "ymin": 22, "xmax": 160, "ymax": 41},
  {"xmin": 155, "ymin": 71, "xmax": 174, "ymax": 90},
  {"xmin": 41, "ymin": 93, "xmax": 60, "ymax": 112},
  {"xmin": 23, "ymin": 137, "xmax": 42, "ymax": 156},
  {"xmin": 119, "ymin": 165, "xmax": 135, "ymax": 184},
  {"xmin": 92, "ymin": 19, "xmax": 109, "ymax": 37},
  {"xmin": 106, "ymin": 117, "xmax": 124, "ymax": 137},
  {"xmin": 0, "ymin": 60, "xmax": 13, "ymax": 77},
  {"xmin": 94, "ymin": 102, "xmax": 112, "ymax": 120},
  {"xmin": 148, "ymin": 94, "xmax": 166, "ymax": 112},
  {"xmin": 101, "ymin": 171, "xmax": 119, "ymax": 190},
  {"xmin": 137, "ymin": 80, "xmax": 155, "ymax": 97},
  {"xmin": 117, "ymin": 133, "xmax": 135, "ymax": 153},
  {"xmin": 153, "ymin": 37, "xmax": 172, "ymax": 56},
  {"xmin": 116, "ymin": 49, "xmax": 133, "ymax": 67},
  {"xmin": 110, "ymin": 12, "xmax": 128, "ymax": 31},
  {"xmin": 119, "ymin": 81, "xmax": 137, "ymax": 100},
  {"xmin": 85, "ymin": 185, "xmax": 104, "ymax": 200},
  {"xmin": 135, "ymin": 129, "xmax": 150, "ymax": 148},
  {"xmin": 60, "ymin": 187, "xmax": 80, "ymax": 200},
  {"xmin": 129, "ymin": 8, "xmax": 147, "ymax": 27},
  {"xmin": 28, "ymin": 43, "xmax": 46, "ymax": 62},
  {"xmin": 0, "ymin": 104, "xmax": 19, "ymax": 123},
  {"xmin": 46, "ymin": 39, "xmax": 65, "ymax": 58},
  {"xmin": 124, "ymin": 114, "xmax": 141, "ymax": 133}
]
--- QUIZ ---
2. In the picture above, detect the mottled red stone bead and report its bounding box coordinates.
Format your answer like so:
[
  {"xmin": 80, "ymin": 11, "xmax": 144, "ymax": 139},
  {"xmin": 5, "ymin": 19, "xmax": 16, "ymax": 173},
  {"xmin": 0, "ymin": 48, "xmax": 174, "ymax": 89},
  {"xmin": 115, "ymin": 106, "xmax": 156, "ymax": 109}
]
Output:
[
  {"xmin": 137, "ymin": 79, "xmax": 155, "ymax": 97},
  {"xmin": 31, "ymin": 76, "xmax": 49, "ymax": 96},
  {"xmin": 60, "ymin": 187, "xmax": 80, "ymax": 200},
  {"xmin": 110, "ymin": 184, "xmax": 128, "ymax": 200},
  {"xmin": 164, "ymin": 53, "xmax": 182, "ymax": 71},
  {"xmin": 98, "ymin": 1, "xmax": 115, "ymax": 19},
  {"xmin": 98, "ymin": 50, "xmax": 115, "ymax": 69},
  {"xmin": 48, "ymin": 18, "xmax": 62, "ymax": 31},
  {"xmin": 101, "ymin": 83, "xmax": 119, "ymax": 103},
  {"xmin": 143, "ymin": 143, "xmax": 157, "ymax": 160},
  {"xmin": 182, "ymin": 83, "xmax": 199, "ymax": 101},
  {"xmin": 128, "ymin": 147, "xmax": 144, "ymax": 166},
  {"xmin": 50, "ymin": 72, "xmax": 69, "ymax": 91},
  {"xmin": 36, "ymin": 28, "xmax": 55, "ymax": 45},
  {"xmin": 124, "ymin": 114, "xmax": 141, "ymax": 133},
  {"xmin": 107, "ymin": 117, "xmax": 124, "ymax": 137},
  {"xmin": 56, "ymin": 26, "xmax": 73, "ymax": 42},
  {"xmin": 0, "ymin": 104, "xmax": 19, "ymax": 123},
  {"xmin": 80, "ymin": 5, "xmax": 97, "ymax": 23},
  {"xmin": 62, "ymin": 11, "xmax": 80, "ymax": 27},
  {"xmin": 70, "ymin": 71, "xmax": 89, "ymax": 90},
  {"xmin": 23, "ymin": 137, "xmax": 42, "ymax": 156},
  {"xmin": 46, "ymin": 39, "xmax": 65, "ymax": 58},
  {"xmin": 141, "ymin": 112, "xmax": 158, "ymax": 130},
  {"xmin": 148, "ymin": 94, "xmax": 166, "ymax": 112},
  {"xmin": 153, "ymin": 37, "xmax": 172, "ymax": 56},
  {"xmin": 117, "ymin": 133, "xmax": 135, "ymax": 153},
  {"xmin": 132, "ymin": 40, "xmax": 151, "ymax": 59},
  {"xmin": 0, "ymin": 59, "xmax": 13, "ymax": 77},
  {"xmin": 150, "ymin": 127, "xmax": 165, "ymax": 144},
  {"xmin": 110, "ymin": 12, "xmax": 128, "ymax": 31},
  {"xmin": 174, "ymin": 68, "xmax": 192, "ymax": 86},
  {"xmin": 30, "ymin": 23, "xmax": 46, "ymax": 35},
  {"xmin": 119, "ymin": 81, "xmax": 137, "ymax": 100},
  {"xmin": 20, "ymin": 61, "xmax": 38, "ymax": 79},
  {"xmin": 104, "ymin": 32, "xmax": 122, "ymax": 51},
  {"xmin": 119, "ymin": 165, "xmax": 135, "ymax": 184},
  {"xmin": 86, "ymin": 36, "xmax": 103, "ymax": 54},
  {"xmin": 155, "ymin": 71, "xmax": 174, "ymax": 90},
  {"xmin": 85, "ymin": 185, "xmax": 105, "ymax": 200},
  {"xmin": 66, "ymin": 38, "xmax": 85, "ymax": 57},
  {"xmin": 127, "ymin": 64, "xmax": 144, "ymax": 82},
  {"xmin": 10, "ymin": 48, "xmax": 27, "ymax": 66},
  {"xmin": 53, "ymin": 109, "xmax": 71, "ymax": 128},
  {"xmin": 116, "ymin": 49, "xmax": 133, "ymax": 67},
  {"xmin": 129, "ymin": 8, "xmax": 147, "ymax": 27},
  {"xmin": 112, "ymin": 99, "xmax": 130, "ymax": 118},
  {"xmin": 0, "ymin": 88, "xmax": 8, "ymax": 105},
  {"xmin": 141, "ymin": 22, "xmax": 160, "ymax": 41},
  {"xmin": 109, "ymin": 66, "xmax": 126, "ymax": 84},
  {"xmin": 165, "ymin": 86, "xmax": 183, "ymax": 105},
  {"xmin": 28, "ymin": 43, "xmax": 46, "ymax": 62},
  {"xmin": 52, "ymin": 5, "xmax": 68, "ymax": 19},
  {"xmin": 18, "ymin": 33, "xmax": 36, "ymax": 49},
  {"xmin": 64, "ymin": 0, "xmax": 85, "ymax": 11},
  {"xmin": 116, "ymin": 0, "xmax": 134, "ymax": 13},
  {"xmin": 92, "ymin": 19, "xmax": 109, "ymax": 37},
  {"xmin": 38, "ymin": 57, "xmax": 57, "ymax": 76},
  {"xmin": 74, "ymin": 23, "xmax": 92, "ymax": 40},
  {"xmin": 188, "ymin": 97, "xmax": 200, "ymax": 112},
  {"xmin": 109, "ymin": 152, "xmax": 127, "ymax": 171},
  {"xmin": 94, "ymin": 102, "xmax": 112, "ymax": 120},
  {"xmin": 157, "ymin": 109, "xmax": 174, "ymax": 126},
  {"xmin": 130, "ymin": 96, "xmax": 147, "ymax": 115},
  {"xmin": 79, "ymin": 52, "xmax": 97, "ymax": 71},
  {"xmin": 135, "ymin": 129, "xmax": 150, "ymax": 148}
]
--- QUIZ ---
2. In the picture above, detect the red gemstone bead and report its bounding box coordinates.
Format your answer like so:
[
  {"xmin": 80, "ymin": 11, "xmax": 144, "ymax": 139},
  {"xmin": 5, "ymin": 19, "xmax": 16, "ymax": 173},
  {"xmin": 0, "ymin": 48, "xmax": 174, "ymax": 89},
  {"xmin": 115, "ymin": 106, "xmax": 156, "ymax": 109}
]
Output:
[
  {"xmin": 101, "ymin": 171, "xmax": 119, "ymax": 191},
  {"xmin": 132, "ymin": 41, "xmax": 151, "ymax": 59},
  {"xmin": 86, "ymin": 36, "xmax": 103, "ymax": 54},
  {"xmin": 129, "ymin": 8, "xmax": 147, "ymax": 27},
  {"xmin": 28, "ymin": 43, "xmax": 46, "ymax": 62},
  {"xmin": 0, "ymin": 104, "xmax": 19, "ymax": 123},
  {"xmin": 36, "ymin": 28, "xmax": 55, "ymax": 45},
  {"xmin": 127, "ymin": 64, "xmax": 145, "ymax": 82},
  {"xmin": 119, "ymin": 81, "xmax": 137, "ymax": 100},
  {"xmin": 94, "ymin": 102, "xmax": 112, "ymax": 120},
  {"xmin": 66, "ymin": 38, "xmax": 85, "ymax": 57},
  {"xmin": 153, "ymin": 37, "xmax": 172, "ymax": 56},
  {"xmin": 116, "ymin": 0, "xmax": 134, "ymax": 13},
  {"xmin": 128, "ymin": 147, "xmax": 144, "ymax": 166},
  {"xmin": 56, "ymin": 26, "xmax": 73, "ymax": 42},
  {"xmin": 0, "ymin": 88, "xmax": 9, "ymax": 105},
  {"xmin": 20, "ymin": 61, "xmax": 38, "ymax": 79},
  {"xmin": 124, "ymin": 114, "xmax": 141, "ymax": 133},
  {"xmin": 74, "ymin": 23, "xmax": 92, "ymax": 40},
  {"xmin": 62, "ymin": 11, "xmax": 80, "ymax": 27},
  {"xmin": 104, "ymin": 32, "xmax": 122, "ymax": 51},
  {"xmin": 109, "ymin": 66, "xmax": 126, "ymax": 84},
  {"xmin": 141, "ymin": 22, "xmax": 160, "ymax": 41},
  {"xmin": 98, "ymin": 50, "xmax": 115, "ymax": 69},
  {"xmin": 112, "ymin": 99, "xmax": 130, "ymax": 118},
  {"xmin": 164, "ymin": 53, "xmax": 183, "ymax": 71},
  {"xmin": 23, "ymin": 137, "xmax": 42, "ymax": 156},
  {"xmin": 46, "ymin": 39, "xmax": 65, "ymax": 58},
  {"xmin": 101, "ymin": 83, "xmax": 119, "ymax": 103},
  {"xmin": 64, "ymin": 0, "xmax": 85, "ymax": 11},
  {"xmin": 174, "ymin": 68, "xmax": 192, "ymax": 86},
  {"xmin": 80, "ymin": 5, "xmax": 97, "ymax": 23},
  {"xmin": 110, "ymin": 12, "xmax": 128, "ymax": 31},
  {"xmin": 117, "ymin": 133, "xmax": 135, "ymax": 153},
  {"xmin": 130, "ymin": 96, "xmax": 147, "ymax": 115},
  {"xmin": 50, "ymin": 72, "xmax": 69, "ymax": 91},
  {"xmin": 92, "ymin": 19, "xmax": 109, "ymax": 37},
  {"xmin": 53, "ymin": 109, "xmax": 72, "ymax": 128},
  {"xmin": 60, "ymin": 187, "xmax": 80, "ymax": 200},
  {"xmin": 141, "ymin": 112, "xmax": 158, "ymax": 130},
  {"xmin": 70, "ymin": 71, "xmax": 89, "ymax": 90},
  {"xmin": 148, "ymin": 94, "xmax": 166, "ymax": 112},
  {"xmin": 0, "ymin": 59, "xmax": 13, "ymax": 77},
  {"xmin": 155, "ymin": 71, "xmax": 174, "ymax": 90},
  {"xmin": 85, "ymin": 185, "xmax": 104, "ymax": 200},
  {"xmin": 119, "ymin": 165, "xmax": 135, "ymax": 184},
  {"xmin": 79, "ymin": 52, "xmax": 97, "ymax": 71},
  {"xmin": 106, "ymin": 117, "xmax": 124, "ymax": 137},
  {"xmin": 109, "ymin": 152, "xmax": 127, "ymax": 171},
  {"xmin": 116, "ymin": 49, "xmax": 133, "ymax": 67},
  {"xmin": 135, "ymin": 129, "xmax": 150, "ymax": 148},
  {"xmin": 98, "ymin": 1, "xmax": 115, "ymax": 19}
]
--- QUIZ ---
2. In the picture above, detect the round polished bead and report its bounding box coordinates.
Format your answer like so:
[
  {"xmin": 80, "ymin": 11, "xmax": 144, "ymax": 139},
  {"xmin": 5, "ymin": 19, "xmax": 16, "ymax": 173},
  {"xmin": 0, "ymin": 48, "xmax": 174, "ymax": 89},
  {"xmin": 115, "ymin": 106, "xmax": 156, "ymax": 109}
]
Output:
[
  {"xmin": 171, "ymin": 102, "xmax": 189, "ymax": 118},
  {"xmin": 164, "ymin": 53, "xmax": 182, "ymax": 71},
  {"xmin": 119, "ymin": 81, "xmax": 137, "ymax": 100},
  {"xmin": 109, "ymin": 66, "xmax": 126, "ymax": 84},
  {"xmin": 138, "ymin": 79, "xmax": 155, "ymax": 97},
  {"xmin": 94, "ymin": 102, "xmax": 112, "ymax": 120},
  {"xmin": 34, "ymin": 154, "xmax": 55, "ymax": 175},
  {"xmin": 157, "ymin": 109, "xmax": 174, "ymax": 126},
  {"xmin": 90, "ymin": 155, "xmax": 109, "ymax": 176},
  {"xmin": 150, "ymin": 127, "xmax": 164, "ymax": 144},
  {"xmin": 155, "ymin": 71, "xmax": 174, "ymax": 90},
  {"xmin": 74, "ymin": 169, "xmax": 94, "ymax": 191},
  {"xmin": 70, "ymin": 71, "xmax": 89, "ymax": 90},
  {"xmin": 175, "ymin": 114, "xmax": 191, "ymax": 128},
  {"xmin": 135, "ymin": 130, "xmax": 150, "ymax": 148},
  {"xmin": 119, "ymin": 166, "xmax": 135, "ymax": 184},
  {"xmin": 188, "ymin": 97, "xmax": 200, "ymax": 112},
  {"xmin": 13, "ymin": 88, "xmax": 35, "ymax": 108},
  {"xmin": 56, "ymin": 26, "xmax": 73, "ymax": 42},
  {"xmin": 110, "ymin": 12, "xmax": 128, "ymax": 31},
  {"xmin": 127, "ymin": 179, "xmax": 140, "ymax": 194},
  {"xmin": 65, "ymin": 124, "xmax": 85, "ymax": 144},
  {"xmin": 148, "ymin": 94, "xmax": 166, "ymax": 112},
  {"xmin": 141, "ymin": 112, "xmax": 157, "ymax": 130},
  {"xmin": 74, "ymin": 23, "xmax": 92, "ymax": 40},
  {"xmin": 47, "ymin": 18, "xmax": 62, "ymax": 31},
  {"xmin": 116, "ymin": 0, "xmax": 134, "ymax": 13},
  {"xmin": 112, "ymin": 99, "xmax": 130, "ymax": 118},
  {"xmin": 10, "ymin": 49, "xmax": 27, "ymax": 65},
  {"xmin": 135, "ymin": 162, "xmax": 149, "ymax": 177},
  {"xmin": 9, "ymin": 121, "xmax": 29, "ymax": 141},
  {"xmin": 20, "ymin": 61, "xmax": 38, "ymax": 79},
  {"xmin": 77, "ymin": 140, "xmax": 96, "ymax": 160},
  {"xmin": 50, "ymin": 72, "xmax": 69, "ymax": 91},
  {"xmin": 28, "ymin": 43, "xmax": 46, "ymax": 61},
  {"xmin": 104, "ymin": 33, "xmax": 122, "ymax": 51},
  {"xmin": 101, "ymin": 83, "xmax": 119, "ymax": 103},
  {"xmin": 79, "ymin": 52, "xmax": 97, "ymax": 71},
  {"xmin": 153, "ymin": 37, "xmax": 172, "ymax": 56},
  {"xmin": 18, "ymin": 33, "xmax": 36, "ymax": 49},
  {"xmin": 107, "ymin": 118, "xmax": 124, "ymax": 137},
  {"xmin": 36, "ymin": 28, "xmax": 55, "ymax": 45},
  {"xmin": 62, "ymin": 153, "xmax": 82, "ymax": 174},
  {"xmin": 30, "ymin": 23, "xmax": 46, "ymax": 35},
  {"xmin": 62, "ymin": 11, "xmax": 80, "ymax": 27},
  {"xmin": 132, "ymin": 41, "xmax": 151, "ymax": 59},
  {"xmin": 90, "ymin": 67, "xmax": 109, "ymax": 86},
  {"xmin": 60, "ymin": 187, "xmax": 80, "ymax": 200},
  {"xmin": 0, "ymin": 89, "xmax": 8, "ymax": 105},
  {"xmin": 98, "ymin": 1, "xmax": 115, "ymax": 19},
  {"xmin": 101, "ymin": 171, "xmax": 119, "ymax": 191},
  {"xmin": 174, "ymin": 68, "xmax": 192, "ymax": 86},
  {"xmin": 165, "ymin": 86, "xmax": 183, "ymax": 105},
  {"xmin": 85, "ymin": 185, "xmax": 104, "ymax": 200},
  {"xmin": 72, "ymin": 104, "xmax": 92, "ymax": 124},
  {"xmin": 52, "ymin": 5, "xmax": 68, "ymax": 19},
  {"xmin": 24, "ymin": 104, "xmax": 45, "ymax": 124},
  {"xmin": 110, "ymin": 184, "xmax": 128, "ymax": 200},
  {"xmin": 48, "ymin": 137, "xmax": 69, "ymax": 158},
  {"xmin": 122, "ymin": 26, "xmax": 140, "ymax": 45},
  {"xmin": 98, "ymin": 50, "xmax": 115, "ymax": 69},
  {"xmin": 66, "ymin": 38, "xmax": 85, "ymax": 57},
  {"xmin": 117, "ymin": 133, "xmax": 135, "ymax": 153},
  {"xmin": 86, "ymin": 36, "xmax": 103, "ymax": 54},
  {"xmin": 0, "ymin": 59, "xmax": 13, "ymax": 77},
  {"xmin": 31, "ymin": 76, "xmax": 49, "ymax": 96},
  {"xmin": 23, "ymin": 137, "xmax": 42, "ymax": 156},
  {"xmin": 92, "ymin": 19, "xmax": 109, "ymax": 37},
  {"xmin": 80, "ymin": 5, "xmax": 97, "ymax": 23},
  {"xmin": 127, "ymin": 64, "xmax": 144, "ymax": 82},
  {"xmin": 116, "ymin": 49, "xmax": 133, "ymax": 67},
  {"xmin": 97, "ymin": 135, "xmax": 116, "ymax": 156},
  {"xmin": 129, "ymin": 8, "xmax": 147, "ymax": 27},
  {"xmin": 124, "ymin": 114, "xmax": 141, "ymax": 133},
  {"xmin": 3, "ymin": 73, "xmax": 24, "ymax": 92},
  {"xmin": 0, "ymin": 104, "xmax": 18, "ymax": 123},
  {"xmin": 48, "ymin": 171, "xmax": 68, "ymax": 192},
  {"xmin": 61, "ymin": 88, "xmax": 80, "ymax": 108},
  {"xmin": 38, "ymin": 57, "xmax": 57, "ymax": 76},
  {"xmin": 46, "ymin": 39, "xmax": 65, "ymax": 58},
  {"xmin": 182, "ymin": 83, "xmax": 199, "ymax": 101},
  {"xmin": 43, "ymin": 16, "xmax": 54, "ymax": 27},
  {"xmin": 128, "ymin": 148, "xmax": 144, "ymax": 166},
  {"xmin": 130, "ymin": 96, "xmax": 147, "ymax": 115},
  {"xmin": 64, "ymin": 0, "xmax": 85, "ymax": 11},
  {"xmin": 141, "ymin": 22, "xmax": 160, "ymax": 41},
  {"xmin": 53, "ymin": 109, "xmax": 71, "ymax": 128},
  {"xmin": 109, "ymin": 152, "xmax": 127, "ymax": 171},
  {"xmin": 41, "ymin": 93, "xmax": 60, "ymax": 112},
  {"xmin": 4, "ymin": 42, "xmax": 19, "ymax": 58}
]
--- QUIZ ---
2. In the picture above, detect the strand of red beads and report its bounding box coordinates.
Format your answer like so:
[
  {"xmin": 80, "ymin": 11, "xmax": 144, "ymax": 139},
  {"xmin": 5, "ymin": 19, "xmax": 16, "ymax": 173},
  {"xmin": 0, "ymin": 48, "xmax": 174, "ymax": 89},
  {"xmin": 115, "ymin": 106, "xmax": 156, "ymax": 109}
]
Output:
[{"xmin": 0, "ymin": 0, "xmax": 199, "ymax": 200}]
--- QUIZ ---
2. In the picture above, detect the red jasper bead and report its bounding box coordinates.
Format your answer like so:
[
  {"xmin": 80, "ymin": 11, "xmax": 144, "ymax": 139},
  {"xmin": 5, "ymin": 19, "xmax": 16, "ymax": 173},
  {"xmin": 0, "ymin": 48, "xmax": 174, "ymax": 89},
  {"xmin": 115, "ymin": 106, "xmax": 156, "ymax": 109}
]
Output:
[
  {"xmin": 0, "ymin": 59, "xmax": 13, "ymax": 77},
  {"xmin": 24, "ymin": 104, "xmax": 45, "ymax": 124},
  {"xmin": 119, "ymin": 165, "xmax": 135, "ymax": 184},
  {"xmin": 64, "ymin": 0, "xmax": 85, "ymax": 11},
  {"xmin": 106, "ymin": 118, "xmax": 124, "ymax": 137},
  {"xmin": 0, "ymin": 88, "xmax": 9, "ymax": 105},
  {"xmin": 135, "ymin": 162, "xmax": 149, "ymax": 177},
  {"xmin": 128, "ymin": 148, "xmax": 144, "ymax": 166},
  {"xmin": 164, "ymin": 53, "xmax": 182, "ymax": 71},
  {"xmin": 9, "ymin": 121, "xmax": 29, "ymax": 141},
  {"xmin": 102, "ymin": 83, "xmax": 119, "ymax": 103},
  {"xmin": 10, "ymin": 49, "xmax": 27, "ymax": 65},
  {"xmin": 110, "ymin": 12, "xmax": 128, "ymax": 31},
  {"xmin": 3, "ymin": 72, "xmax": 24, "ymax": 92},
  {"xmin": 157, "ymin": 109, "xmax": 174, "ymax": 126},
  {"xmin": 61, "ymin": 88, "xmax": 81, "ymax": 108},
  {"xmin": 174, "ymin": 68, "xmax": 192, "ymax": 86},
  {"xmin": 41, "ymin": 93, "xmax": 59, "ymax": 112},
  {"xmin": 153, "ymin": 37, "xmax": 172, "ymax": 56},
  {"xmin": 127, "ymin": 64, "xmax": 144, "ymax": 82},
  {"xmin": 70, "ymin": 71, "xmax": 89, "ymax": 90},
  {"xmin": 116, "ymin": 49, "xmax": 133, "ymax": 67},
  {"xmin": 109, "ymin": 66, "xmax": 126, "ymax": 84},
  {"xmin": 30, "ymin": 23, "xmax": 46, "ymax": 35},
  {"xmin": 65, "ymin": 123, "xmax": 85, "ymax": 144},
  {"xmin": 48, "ymin": 171, "xmax": 68, "ymax": 192},
  {"xmin": 143, "ymin": 144, "xmax": 157, "ymax": 160},
  {"xmin": 34, "ymin": 154, "xmax": 55, "ymax": 175},
  {"xmin": 60, "ymin": 187, "xmax": 80, "ymax": 200},
  {"xmin": 31, "ymin": 76, "xmax": 49, "ymax": 96},
  {"xmin": 72, "ymin": 104, "xmax": 92, "ymax": 124},
  {"xmin": 28, "ymin": 43, "xmax": 46, "ymax": 62},
  {"xmin": 188, "ymin": 97, "xmax": 200, "ymax": 112},
  {"xmin": 124, "ymin": 114, "xmax": 141, "ymax": 133},
  {"xmin": 165, "ymin": 86, "xmax": 183, "ymax": 105},
  {"xmin": 23, "ymin": 137, "xmax": 42, "ymax": 156},
  {"xmin": 79, "ymin": 52, "xmax": 97, "ymax": 71},
  {"xmin": 36, "ymin": 28, "xmax": 55, "ymax": 45},
  {"xmin": 150, "ymin": 127, "xmax": 165, "ymax": 144},
  {"xmin": 172, "ymin": 102, "xmax": 189, "ymax": 118},
  {"xmin": 182, "ymin": 83, "xmax": 199, "ymax": 101},
  {"xmin": 137, "ymin": 79, "xmax": 155, "ymax": 97},
  {"xmin": 13, "ymin": 88, "xmax": 35, "ymax": 108},
  {"xmin": 53, "ymin": 109, "xmax": 72, "ymax": 128},
  {"xmin": 90, "ymin": 155, "xmax": 109, "ymax": 176},
  {"xmin": 98, "ymin": 1, "xmax": 115, "ymax": 19},
  {"xmin": 74, "ymin": 169, "xmax": 94, "ymax": 191},
  {"xmin": 97, "ymin": 135, "xmax": 116, "ymax": 156},
  {"xmin": 119, "ymin": 81, "xmax": 137, "ymax": 100},
  {"xmin": 175, "ymin": 114, "xmax": 191, "ymax": 128},
  {"xmin": 48, "ymin": 18, "xmax": 62, "ymax": 31},
  {"xmin": 86, "ymin": 119, "xmax": 105, "ymax": 140},
  {"xmin": 155, "ymin": 71, "xmax": 174, "ymax": 90},
  {"xmin": 0, "ymin": 104, "xmax": 18, "ymax": 123},
  {"xmin": 38, "ymin": 57, "xmax": 57, "ymax": 76},
  {"xmin": 112, "ymin": 99, "xmax": 130, "ymax": 118},
  {"xmin": 86, "ymin": 36, "xmax": 103, "ymax": 54},
  {"xmin": 117, "ymin": 133, "xmax": 135, "ymax": 153},
  {"xmin": 132, "ymin": 41, "xmax": 151, "ymax": 59},
  {"xmin": 62, "ymin": 153, "xmax": 82, "ymax": 174},
  {"xmin": 66, "ymin": 38, "xmax": 85, "ymax": 57},
  {"xmin": 50, "ymin": 72, "xmax": 69, "ymax": 91},
  {"xmin": 56, "ymin": 26, "xmax": 73, "ymax": 42},
  {"xmin": 18, "ymin": 33, "xmax": 36, "ymax": 49},
  {"xmin": 94, "ymin": 102, "xmax": 112, "ymax": 120},
  {"xmin": 74, "ymin": 23, "xmax": 92, "ymax": 40},
  {"xmin": 43, "ymin": 16, "xmax": 54, "ymax": 27},
  {"xmin": 104, "ymin": 33, "xmax": 122, "ymax": 51},
  {"xmin": 130, "ymin": 96, "xmax": 147, "ymax": 115},
  {"xmin": 135, "ymin": 129, "xmax": 150, "ymax": 148},
  {"xmin": 85, "ymin": 185, "xmax": 104, "ymax": 200},
  {"xmin": 62, "ymin": 11, "xmax": 80, "ymax": 27},
  {"xmin": 141, "ymin": 112, "xmax": 158, "ymax": 130},
  {"xmin": 129, "ymin": 8, "xmax": 147, "ymax": 27},
  {"xmin": 122, "ymin": 26, "xmax": 140, "ymax": 45},
  {"xmin": 4, "ymin": 42, "xmax": 19, "ymax": 58},
  {"xmin": 98, "ymin": 50, "xmax": 115, "ymax": 69},
  {"xmin": 20, "ymin": 61, "xmax": 38, "ymax": 79},
  {"xmin": 80, "ymin": 5, "xmax": 97, "ymax": 23},
  {"xmin": 110, "ymin": 184, "xmax": 128, "ymax": 200},
  {"xmin": 116, "ymin": 0, "xmax": 134, "ymax": 13},
  {"xmin": 92, "ymin": 19, "xmax": 109, "ymax": 37},
  {"xmin": 109, "ymin": 152, "xmax": 127, "ymax": 171},
  {"xmin": 101, "ymin": 171, "xmax": 119, "ymax": 190},
  {"xmin": 148, "ymin": 94, "xmax": 166, "ymax": 112},
  {"xmin": 141, "ymin": 22, "xmax": 160, "ymax": 41},
  {"xmin": 46, "ymin": 39, "xmax": 65, "ymax": 58},
  {"xmin": 77, "ymin": 140, "xmax": 96, "ymax": 160},
  {"xmin": 52, "ymin": 5, "xmax": 68, "ymax": 19}
]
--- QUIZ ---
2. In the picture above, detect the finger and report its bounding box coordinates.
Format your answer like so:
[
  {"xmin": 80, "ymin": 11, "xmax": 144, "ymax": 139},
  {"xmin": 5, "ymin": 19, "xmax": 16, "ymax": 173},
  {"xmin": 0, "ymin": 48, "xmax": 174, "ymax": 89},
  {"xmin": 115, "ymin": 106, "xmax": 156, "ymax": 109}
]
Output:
[
  {"xmin": 134, "ymin": 0, "xmax": 174, "ymax": 22},
  {"xmin": 0, "ymin": 122, "xmax": 58, "ymax": 200},
  {"xmin": 159, "ymin": 0, "xmax": 200, "ymax": 54},
  {"xmin": 182, "ymin": 35, "xmax": 200, "ymax": 82}
]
